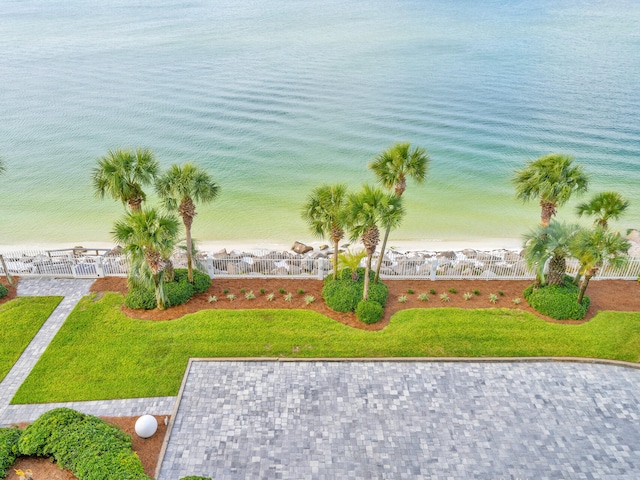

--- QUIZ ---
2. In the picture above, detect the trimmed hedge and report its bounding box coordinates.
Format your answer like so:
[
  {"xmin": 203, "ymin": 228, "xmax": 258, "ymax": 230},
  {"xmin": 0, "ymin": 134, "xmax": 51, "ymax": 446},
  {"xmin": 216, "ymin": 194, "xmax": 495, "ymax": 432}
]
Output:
[
  {"xmin": 523, "ymin": 280, "xmax": 590, "ymax": 320},
  {"xmin": 125, "ymin": 268, "xmax": 211, "ymax": 310},
  {"xmin": 17, "ymin": 408, "xmax": 149, "ymax": 480},
  {"xmin": 355, "ymin": 300, "xmax": 384, "ymax": 324},
  {"xmin": 0, "ymin": 427, "xmax": 21, "ymax": 478},
  {"xmin": 0, "ymin": 283, "xmax": 7, "ymax": 299},
  {"xmin": 322, "ymin": 267, "xmax": 388, "ymax": 317}
]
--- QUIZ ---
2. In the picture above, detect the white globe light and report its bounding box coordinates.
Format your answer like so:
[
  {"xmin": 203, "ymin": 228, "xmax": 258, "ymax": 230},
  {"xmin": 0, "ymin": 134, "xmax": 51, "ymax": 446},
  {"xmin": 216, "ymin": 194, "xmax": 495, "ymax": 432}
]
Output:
[{"xmin": 135, "ymin": 415, "xmax": 158, "ymax": 438}]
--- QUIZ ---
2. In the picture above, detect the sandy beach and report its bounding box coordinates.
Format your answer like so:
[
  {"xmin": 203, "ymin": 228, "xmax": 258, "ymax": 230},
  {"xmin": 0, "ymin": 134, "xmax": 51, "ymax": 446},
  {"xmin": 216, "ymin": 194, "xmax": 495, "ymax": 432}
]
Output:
[{"xmin": 0, "ymin": 237, "xmax": 524, "ymax": 255}]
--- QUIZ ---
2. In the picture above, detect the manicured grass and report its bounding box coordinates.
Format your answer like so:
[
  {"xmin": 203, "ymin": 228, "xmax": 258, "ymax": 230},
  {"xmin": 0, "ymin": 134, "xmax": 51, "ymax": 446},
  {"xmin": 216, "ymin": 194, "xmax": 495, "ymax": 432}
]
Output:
[
  {"xmin": 0, "ymin": 296, "xmax": 63, "ymax": 382},
  {"xmin": 12, "ymin": 292, "xmax": 640, "ymax": 404}
]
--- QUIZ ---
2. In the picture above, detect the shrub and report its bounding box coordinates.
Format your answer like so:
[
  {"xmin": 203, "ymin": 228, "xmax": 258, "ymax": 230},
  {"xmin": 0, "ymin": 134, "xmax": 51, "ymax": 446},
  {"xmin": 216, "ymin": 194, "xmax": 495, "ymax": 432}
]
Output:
[
  {"xmin": 322, "ymin": 272, "xmax": 388, "ymax": 313},
  {"xmin": 407, "ymin": 289, "xmax": 414, "ymax": 294},
  {"xmin": 512, "ymin": 297, "xmax": 521, "ymax": 305},
  {"xmin": 17, "ymin": 408, "xmax": 148, "ymax": 480},
  {"xmin": 284, "ymin": 292, "xmax": 293, "ymax": 302},
  {"xmin": 440, "ymin": 293, "xmax": 450, "ymax": 302},
  {"xmin": 0, "ymin": 283, "xmax": 7, "ymax": 299},
  {"xmin": 297, "ymin": 288, "xmax": 305, "ymax": 295},
  {"xmin": 0, "ymin": 427, "xmax": 21, "ymax": 478},
  {"xmin": 260, "ymin": 288, "xmax": 266, "ymax": 295},
  {"xmin": 223, "ymin": 289, "xmax": 229, "ymax": 294},
  {"xmin": 227, "ymin": 293, "xmax": 236, "ymax": 301},
  {"xmin": 429, "ymin": 289, "xmax": 436, "ymax": 295},
  {"xmin": 278, "ymin": 288, "xmax": 286, "ymax": 294},
  {"xmin": 473, "ymin": 289, "xmax": 480, "ymax": 295},
  {"xmin": 488, "ymin": 293, "xmax": 498, "ymax": 304},
  {"xmin": 418, "ymin": 293, "xmax": 429, "ymax": 302},
  {"xmin": 266, "ymin": 293, "xmax": 275, "ymax": 302},
  {"xmin": 355, "ymin": 300, "xmax": 384, "ymax": 324},
  {"xmin": 240, "ymin": 288, "xmax": 245, "ymax": 294},
  {"xmin": 498, "ymin": 290, "xmax": 505, "ymax": 296},
  {"xmin": 463, "ymin": 292, "xmax": 473, "ymax": 301},
  {"xmin": 124, "ymin": 287, "xmax": 156, "ymax": 310},
  {"xmin": 208, "ymin": 295, "xmax": 217, "ymax": 303},
  {"xmin": 523, "ymin": 281, "xmax": 590, "ymax": 320},
  {"xmin": 397, "ymin": 295, "xmax": 408, "ymax": 303},
  {"xmin": 124, "ymin": 269, "xmax": 210, "ymax": 309},
  {"xmin": 245, "ymin": 291, "xmax": 255, "ymax": 300},
  {"xmin": 304, "ymin": 295, "xmax": 315, "ymax": 305},
  {"xmin": 448, "ymin": 288, "xmax": 457, "ymax": 294},
  {"xmin": 165, "ymin": 280, "xmax": 195, "ymax": 306}
]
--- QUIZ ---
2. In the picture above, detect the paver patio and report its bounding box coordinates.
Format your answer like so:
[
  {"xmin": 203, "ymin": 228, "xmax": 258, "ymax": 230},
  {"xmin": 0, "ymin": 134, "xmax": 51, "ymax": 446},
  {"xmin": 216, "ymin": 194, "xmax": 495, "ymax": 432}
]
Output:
[{"xmin": 158, "ymin": 360, "xmax": 640, "ymax": 480}]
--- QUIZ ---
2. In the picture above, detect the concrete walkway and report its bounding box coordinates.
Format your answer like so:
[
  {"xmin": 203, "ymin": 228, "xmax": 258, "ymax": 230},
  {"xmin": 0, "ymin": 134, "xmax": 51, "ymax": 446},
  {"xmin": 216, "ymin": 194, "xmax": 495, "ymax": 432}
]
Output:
[{"xmin": 0, "ymin": 278, "xmax": 175, "ymax": 426}]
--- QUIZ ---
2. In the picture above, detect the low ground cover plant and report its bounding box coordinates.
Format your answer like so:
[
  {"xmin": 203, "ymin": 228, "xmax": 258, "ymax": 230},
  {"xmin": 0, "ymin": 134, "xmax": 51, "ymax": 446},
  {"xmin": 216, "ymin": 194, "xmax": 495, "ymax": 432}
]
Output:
[
  {"xmin": 12, "ymin": 408, "xmax": 148, "ymax": 480},
  {"xmin": 524, "ymin": 278, "xmax": 590, "ymax": 320},
  {"xmin": 125, "ymin": 269, "xmax": 210, "ymax": 310},
  {"xmin": 0, "ymin": 283, "xmax": 7, "ymax": 299}
]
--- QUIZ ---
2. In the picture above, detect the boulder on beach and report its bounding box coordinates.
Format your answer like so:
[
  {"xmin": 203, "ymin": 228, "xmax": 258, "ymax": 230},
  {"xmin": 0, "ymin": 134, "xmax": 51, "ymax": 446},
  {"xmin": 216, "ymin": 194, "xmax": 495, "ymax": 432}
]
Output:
[{"xmin": 291, "ymin": 241, "xmax": 313, "ymax": 254}]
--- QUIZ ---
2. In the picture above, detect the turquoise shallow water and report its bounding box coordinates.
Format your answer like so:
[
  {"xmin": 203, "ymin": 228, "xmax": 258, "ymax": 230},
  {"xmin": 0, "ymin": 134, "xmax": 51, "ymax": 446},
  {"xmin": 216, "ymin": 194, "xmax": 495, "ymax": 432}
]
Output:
[{"xmin": 1, "ymin": 0, "xmax": 639, "ymax": 247}]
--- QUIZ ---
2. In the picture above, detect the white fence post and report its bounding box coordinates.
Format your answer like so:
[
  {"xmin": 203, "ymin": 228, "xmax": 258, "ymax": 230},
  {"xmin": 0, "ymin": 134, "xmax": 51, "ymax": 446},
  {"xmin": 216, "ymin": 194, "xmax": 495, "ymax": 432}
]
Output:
[
  {"xmin": 317, "ymin": 258, "xmax": 324, "ymax": 280},
  {"xmin": 430, "ymin": 258, "xmax": 438, "ymax": 281},
  {"xmin": 206, "ymin": 255, "xmax": 215, "ymax": 279}
]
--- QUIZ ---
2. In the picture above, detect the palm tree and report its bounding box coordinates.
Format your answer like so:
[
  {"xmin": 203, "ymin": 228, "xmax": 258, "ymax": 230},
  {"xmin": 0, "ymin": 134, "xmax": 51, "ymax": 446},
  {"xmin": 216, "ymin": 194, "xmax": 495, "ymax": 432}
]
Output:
[
  {"xmin": 301, "ymin": 183, "xmax": 348, "ymax": 280},
  {"xmin": 513, "ymin": 153, "xmax": 589, "ymax": 227},
  {"xmin": 92, "ymin": 148, "xmax": 159, "ymax": 211},
  {"xmin": 112, "ymin": 208, "xmax": 180, "ymax": 310},
  {"xmin": 523, "ymin": 221, "xmax": 581, "ymax": 286},
  {"xmin": 347, "ymin": 185, "xmax": 404, "ymax": 300},
  {"xmin": 576, "ymin": 191, "xmax": 629, "ymax": 229},
  {"xmin": 368, "ymin": 142, "xmax": 430, "ymax": 282},
  {"xmin": 570, "ymin": 227, "xmax": 630, "ymax": 304},
  {"xmin": 155, "ymin": 162, "xmax": 219, "ymax": 283}
]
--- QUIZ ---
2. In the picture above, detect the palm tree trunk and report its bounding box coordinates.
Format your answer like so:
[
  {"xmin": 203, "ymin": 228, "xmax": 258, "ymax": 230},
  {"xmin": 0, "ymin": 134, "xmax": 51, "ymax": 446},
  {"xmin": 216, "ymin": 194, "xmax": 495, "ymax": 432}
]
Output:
[
  {"xmin": 577, "ymin": 273, "xmax": 593, "ymax": 304},
  {"xmin": 332, "ymin": 239, "xmax": 339, "ymax": 280},
  {"xmin": 185, "ymin": 222, "xmax": 194, "ymax": 283},
  {"xmin": 374, "ymin": 226, "xmax": 390, "ymax": 284},
  {"xmin": 547, "ymin": 255, "xmax": 566, "ymax": 286},
  {"xmin": 363, "ymin": 254, "xmax": 372, "ymax": 301},
  {"xmin": 154, "ymin": 272, "xmax": 167, "ymax": 310},
  {"xmin": 540, "ymin": 201, "xmax": 557, "ymax": 227}
]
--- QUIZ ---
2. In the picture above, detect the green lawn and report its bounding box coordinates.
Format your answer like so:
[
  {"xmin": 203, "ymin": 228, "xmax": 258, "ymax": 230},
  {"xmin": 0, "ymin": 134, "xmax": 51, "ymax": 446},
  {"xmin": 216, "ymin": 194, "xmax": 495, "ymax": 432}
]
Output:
[
  {"xmin": 12, "ymin": 292, "xmax": 640, "ymax": 404},
  {"xmin": 0, "ymin": 296, "xmax": 63, "ymax": 382}
]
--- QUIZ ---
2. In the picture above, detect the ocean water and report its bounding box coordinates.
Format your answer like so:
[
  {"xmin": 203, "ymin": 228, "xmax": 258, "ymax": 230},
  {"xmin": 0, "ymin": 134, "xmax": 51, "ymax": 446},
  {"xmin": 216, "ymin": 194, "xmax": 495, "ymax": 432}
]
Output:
[{"xmin": 1, "ymin": 0, "xmax": 639, "ymax": 248}]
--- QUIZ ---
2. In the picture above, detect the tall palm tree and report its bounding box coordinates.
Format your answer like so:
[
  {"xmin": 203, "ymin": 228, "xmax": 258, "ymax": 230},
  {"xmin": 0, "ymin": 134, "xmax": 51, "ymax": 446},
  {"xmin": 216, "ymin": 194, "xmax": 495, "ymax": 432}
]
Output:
[
  {"xmin": 570, "ymin": 227, "xmax": 629, "ymax": 304},
  {"xmin": 301, "ymin": 183, "xmax": 348, "ymax": 280},
  {"xmin": 576, "ymin": 191, "xmax": 629, "ymax": 229},
  {"xmin": 368, "ymin": 142, "xmax": 430, "ymax": 282},
  {"xmin": 513, "ymin": 153, "xmax": 589, "ymax": 227},
  {"xmin": 155, "ymin": 162, "xmax": 219, "ymax": 283},
  {"xmin": 523, "ymin": 221, "xmax": 581, "ymax": 286},
  {"xmin": 347, "ymin": 185, "xmax": 404, "ymax": 300},
  {"xmin": 92, "ymin": 148, "xmax": 159, "ymax": 212},
  {"xmin": 112, "ymin": 208, "xmax": 180, "ymax": 310}
]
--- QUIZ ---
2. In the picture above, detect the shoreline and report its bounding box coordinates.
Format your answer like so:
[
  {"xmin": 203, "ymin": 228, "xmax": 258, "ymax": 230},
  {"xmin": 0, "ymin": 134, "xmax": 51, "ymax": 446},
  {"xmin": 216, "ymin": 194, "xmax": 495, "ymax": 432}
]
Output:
[{"xmin": 0, "ymin": 237, "xmax": 525, "ymax": 255}]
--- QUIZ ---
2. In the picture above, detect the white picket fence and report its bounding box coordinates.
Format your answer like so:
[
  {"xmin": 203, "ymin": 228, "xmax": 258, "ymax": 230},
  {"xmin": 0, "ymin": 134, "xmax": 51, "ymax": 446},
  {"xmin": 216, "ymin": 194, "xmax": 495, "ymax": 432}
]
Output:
[{"xmin": 1, "ymin": 247, "xmax": 640, "ymax": 281}]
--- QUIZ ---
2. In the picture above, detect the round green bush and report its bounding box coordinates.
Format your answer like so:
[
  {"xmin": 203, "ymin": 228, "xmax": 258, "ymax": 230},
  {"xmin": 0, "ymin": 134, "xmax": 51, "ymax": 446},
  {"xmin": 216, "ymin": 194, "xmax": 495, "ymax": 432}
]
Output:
[
  {"xmin": 191, "ymin": 269, "xmax": 212, "ymax": 294},
  {"xmin": 0, "ymin": 283, "xmax": 7, "ymax": 299},
  {"xmin": 523, "ymin": 281, "xmax": 590, "ymax": 320},
  {"xmin": 165, "ymin": 280, "xmax": 195, "ymax": 306},
  {"xmin": 323, "ymin": 270, "xmax": 389, "ymax": 313},
  {"xmin": 124, "ymin": 286, "xmax": 156, "ymax": 310},
  {"xmin": 356, "ymin": 300, "xmax": 384, "ymax": 324}
]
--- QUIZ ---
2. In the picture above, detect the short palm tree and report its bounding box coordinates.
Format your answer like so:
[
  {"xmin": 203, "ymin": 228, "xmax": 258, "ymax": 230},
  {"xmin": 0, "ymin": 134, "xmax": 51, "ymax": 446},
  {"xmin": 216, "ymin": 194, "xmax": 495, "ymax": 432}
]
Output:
[
  {"xmin": 347, "ymin": 185, "xmax": 403, "ymax": 301},
  {"xmin": 155, "ymin": 162, "xmax": 220, "ymax": 283},
  {"xmin": 301, "ymin": 183, "xmax": 348, "ymax": 281},
  {"xmin": 112, "ymin": 208, "xmax": 180, "ymax": 310},
  {"xmin": 523, "ymin": 221, "xmax": 581, "ymax": 286},
  {"xmin": 570, "ymin": 227, "xmax": 630, "ymax": 304},
  {"xmin": 513, "ymin": 153, "xmax": 589, "ymax": 227},
  {"xmin": 369, "ymin": 142, "xmax": 430, "ymax": 282},
  {"xmin": 576, "ymin": 191, "xmax": 629, "ymax": 229},
  {"xmin": 337, "ymin": 248, "xmax": 367, "ymax": 281},
  {"xmin": 92, "ymin": 148, "xmax": 160, "ymax": 211}
]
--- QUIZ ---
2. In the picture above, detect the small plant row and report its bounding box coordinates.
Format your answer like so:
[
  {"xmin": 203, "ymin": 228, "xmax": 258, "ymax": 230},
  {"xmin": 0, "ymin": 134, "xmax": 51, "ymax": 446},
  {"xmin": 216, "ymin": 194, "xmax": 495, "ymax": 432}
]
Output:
[
  {"xmin": 209, "ymin": 289, "xmax": 315, "ymax": 305},
  {"xmin": 398, "ymin": 289, "xmax": 519, "ymax": 305}
]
